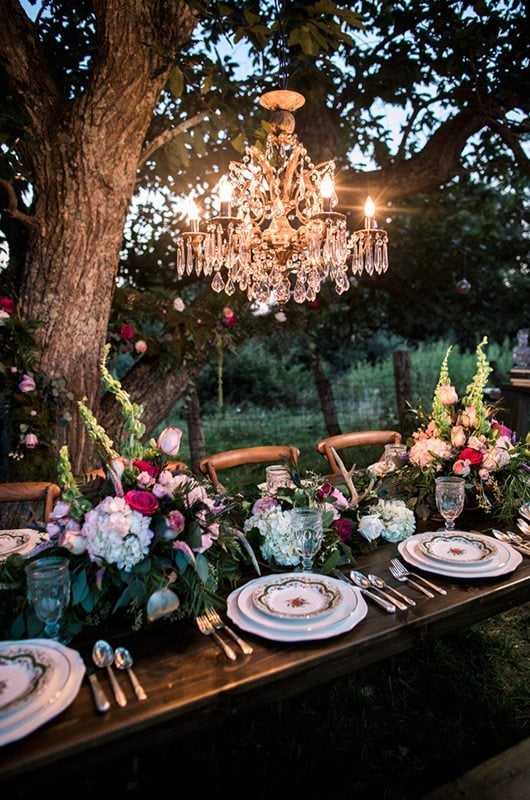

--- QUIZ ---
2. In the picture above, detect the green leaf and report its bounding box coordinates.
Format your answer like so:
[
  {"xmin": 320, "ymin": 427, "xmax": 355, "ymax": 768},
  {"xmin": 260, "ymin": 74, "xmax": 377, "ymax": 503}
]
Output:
[
  {"xmin": 320, "ymin": 549, "xmax": 341, "ymax": 574},
  {"xmin": 195, "ymin": 552, "xmax": 210, "ymax": 583},
  {"xmin": 71, "ymin": 569, "xmax": 89, "ymax": 605},
  {"xmin": 168, "ymin": 67, "xmax": 184, "ymax": 98}
]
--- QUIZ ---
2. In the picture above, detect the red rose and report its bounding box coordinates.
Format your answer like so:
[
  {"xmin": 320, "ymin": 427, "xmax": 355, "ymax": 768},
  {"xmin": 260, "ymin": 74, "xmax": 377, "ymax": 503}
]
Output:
[
  {"xmin": 222, "ymin": 307, "xmax": 237, "ymax": 327},
  {"xmin": 124, "ymin": 490, "xmax": 159, "ymax": 515},
  {"xmin": 0, "ymin": 297, "xmax": 14, "ymax": 313},
  {"xmin": 332, "ymin": 518, "xmax": 353, "ymax": 543},
  {"xmin": 133, "ymin": 460, "xmax": 161, "ymax": 478},
  {"xmin": 458, "ymin": 447, "xmax": 483, "ymax": 466},
  {"xmin": 120, "ymin": 323, "xmax": 134, "ymax": 340},
  {"xmin": 315, "ymin": 482, "xmax": 334, "ymax": 501}
]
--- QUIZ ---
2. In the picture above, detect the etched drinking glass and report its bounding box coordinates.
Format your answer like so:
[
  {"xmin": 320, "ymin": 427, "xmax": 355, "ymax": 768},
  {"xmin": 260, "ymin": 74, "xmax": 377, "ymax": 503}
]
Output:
[
  {"xmin": 383, "ymin": 444, "xmax": 407, "ymax": 468},
  {"xmin": 434, "ymin": 476, "xmax": 466, "ymax": 531},
  {"xmin": 290, "ymin": 507, "xmax": 324, "ymax": 572},
  {"xmin": 25, "ymin": 556, "xmax": 71, "ymax": 642}
]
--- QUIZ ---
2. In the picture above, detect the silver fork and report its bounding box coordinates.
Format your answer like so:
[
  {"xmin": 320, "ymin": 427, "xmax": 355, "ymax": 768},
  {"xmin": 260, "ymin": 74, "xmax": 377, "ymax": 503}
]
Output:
[
  {"xmin": 205, "ymin": 607, "xmax": 253, "ymax": 655},
  {"xmin": 389, "ymin": 559, "xmax": 444, "ymax": 597},
  {"xmin": 195, "ymin": 614, "xmax": 237, "ymax": 661}
]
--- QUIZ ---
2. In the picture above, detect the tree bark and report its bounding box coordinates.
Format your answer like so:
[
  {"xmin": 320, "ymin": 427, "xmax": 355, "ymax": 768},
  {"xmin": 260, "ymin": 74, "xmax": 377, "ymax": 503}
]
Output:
[
  {"xmin": 310, "ymin": 353, "xmax": 342, "ymax": 437},
  {"xmin": 183, "ymin": 383, "xmax": 206, "ymax": 476},
  {"xmin": 393, "ymin": 350, "xmax": 414, "ymax": 437},
  {"xmin": 0, "ymin": 0, "xmax": 200, "ymax": 471}
]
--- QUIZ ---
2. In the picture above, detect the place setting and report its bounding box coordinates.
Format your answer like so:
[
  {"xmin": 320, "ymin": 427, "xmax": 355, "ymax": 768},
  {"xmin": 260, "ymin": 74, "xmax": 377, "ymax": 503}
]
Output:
[{"xmin": 226, "ymin": 507, "xmax": 368, "ymax": 642}]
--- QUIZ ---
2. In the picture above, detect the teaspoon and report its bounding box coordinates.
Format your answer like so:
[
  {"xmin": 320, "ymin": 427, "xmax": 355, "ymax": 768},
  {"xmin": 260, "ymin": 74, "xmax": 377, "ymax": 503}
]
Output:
[
  {"xmin": 491, "ymin": 529, "xmax": 530, "ymax": 555},
  {"xmin": 114, "ymin": 647, "xmax": 147, "ymax": 701},
  {"xmin": 516, "ymin": 518, "xmax": 530, "ymax": 536},
  {"xmin": 348, "ymin": 570, "xmax": 397, "ymax": 613},
  {"xmin": 367, "ymin": 574, "xmax": 415, "ymax": 608},
  {"xmin": 365, "ymin": 574, "xmax": 410, "ymax": 611},
  {"xmin": 92, "ymin": 640, "xmax": 127, "ymax": 707}
]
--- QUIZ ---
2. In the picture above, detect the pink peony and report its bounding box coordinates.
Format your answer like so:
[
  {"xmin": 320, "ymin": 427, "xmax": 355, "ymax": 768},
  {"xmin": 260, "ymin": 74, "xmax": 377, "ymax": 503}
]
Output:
[
  {"xmin": 252, "ymin": 496, "xmax": 279, "ymax": 515},
  {"xmin": 157, "ymin": 426, "xmax": 183, "ymax": 456},
  {"xmin": 18, "ymin": 374, "xmax": 36, "ymax": 393},
  {"xmin": 124, "ymin": 490, "xmax": 159, "ymax": 515},
  {"xmin": 438, "ymin": 384, "xmax": 458, "ymax": 405},
  {"xmin": 120, "ymin": 323, "xmax": 134, "ymax": 340},
  {"xmin": 408, "ymin": 437, "xmax": 451, "ymax": 467},
  {"xmin": 135, "ymin": 339, "xmax": 147, "ymax": 353},
  {"xmin": 167, "ymin": 509, "xmax": 185, "ymax": 534},
  {"xmin": 24, "ymin": 432, "xmax": 38, "ymax": 448}
]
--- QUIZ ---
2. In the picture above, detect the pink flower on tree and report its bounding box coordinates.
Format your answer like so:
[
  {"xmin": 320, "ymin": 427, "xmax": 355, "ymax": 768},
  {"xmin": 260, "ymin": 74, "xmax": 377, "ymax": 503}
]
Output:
[
  {"xmin": 24, "ymin": 433, "xmax": 38, "ymax": 448},
  {"xmin": 0, "ymin": 297, "xmax": 14, "ymax": 313},
  {"xmin": 18, "ymin": 374, "xmax": 36, "ymax": 393},
  {"xmin": 120, "ymin": 323, "xmax": 134, "ymax": 340}
]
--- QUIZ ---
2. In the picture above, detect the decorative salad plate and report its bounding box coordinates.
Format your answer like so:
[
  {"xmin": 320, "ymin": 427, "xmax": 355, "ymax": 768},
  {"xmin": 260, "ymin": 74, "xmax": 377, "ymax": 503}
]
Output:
[
  {"xmin": 418, "ymin": 533, "xmax": 497, "ymax": 564},
  {"xmin": 251, "ymin": 575, "xmax": 342, "ymax": 620}
]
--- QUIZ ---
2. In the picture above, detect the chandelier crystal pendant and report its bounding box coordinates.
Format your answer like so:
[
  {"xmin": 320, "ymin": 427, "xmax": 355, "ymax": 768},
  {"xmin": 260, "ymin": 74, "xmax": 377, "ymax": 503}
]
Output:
[{"xmin": 175, "ymin": 89, "xmax": 389, "ymax": 304}]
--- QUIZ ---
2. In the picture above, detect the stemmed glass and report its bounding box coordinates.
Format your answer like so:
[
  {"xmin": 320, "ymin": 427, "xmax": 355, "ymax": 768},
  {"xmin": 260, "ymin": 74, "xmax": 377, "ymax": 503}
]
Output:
[
  {"xmin": 25, "ymin": 556, "xmax": 71, "ymax": 642},
  {"xmin": 435, "ymin": 476, "xmax": 466, "ymax": 531},
  {"xmin": 290, "ymin": 507, "xmax": 323, "ymax": 572}
]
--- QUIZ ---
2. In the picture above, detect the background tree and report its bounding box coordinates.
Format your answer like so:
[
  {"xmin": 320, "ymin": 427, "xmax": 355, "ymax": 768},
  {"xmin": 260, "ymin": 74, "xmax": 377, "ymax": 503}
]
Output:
[{"xmin": 0, "ymin": 0, "xmax": 528, "ymax": 475}]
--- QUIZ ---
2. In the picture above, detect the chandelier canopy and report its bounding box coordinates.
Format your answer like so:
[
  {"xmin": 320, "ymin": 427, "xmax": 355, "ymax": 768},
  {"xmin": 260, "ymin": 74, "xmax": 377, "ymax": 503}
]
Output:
[{"xmin": 175, "ymin": 89, "xmax": 389, "ymax": 305}]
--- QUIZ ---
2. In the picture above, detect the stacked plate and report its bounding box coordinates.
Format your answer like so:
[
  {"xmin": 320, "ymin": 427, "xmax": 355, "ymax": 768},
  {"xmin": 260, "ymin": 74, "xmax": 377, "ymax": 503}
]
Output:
[
  {"xmin": 0, "ymin": 529, "xmax": 47, "ymax": 562},
  {"xmin": 0, "ymin": 639, "xmax": 85, "ymax": 747},
  {"xmin": 398, "ymin": 530, "xmax": 522, "ymax": 579},
  {"xmin": 226, "ymin": 572, "xmax": 367, "ymax": 642}
]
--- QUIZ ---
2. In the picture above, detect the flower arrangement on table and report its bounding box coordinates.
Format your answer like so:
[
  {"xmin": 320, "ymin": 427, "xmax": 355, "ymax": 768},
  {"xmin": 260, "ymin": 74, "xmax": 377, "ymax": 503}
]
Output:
[
  {"xmin": 1, "ymin": 347, "xmax": 250, "ymax": 641},
  {"xmin": 379, "ymin": 337, "xmax": 530, "ymax": 523}
]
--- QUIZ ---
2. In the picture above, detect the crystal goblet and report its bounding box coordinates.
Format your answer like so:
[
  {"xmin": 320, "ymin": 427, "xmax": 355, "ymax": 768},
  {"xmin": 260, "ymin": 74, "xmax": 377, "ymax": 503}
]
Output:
[
  {"xmin": 434, "ymin": 476, "xmax": 466, "ymax": 531},
  {"xmin": 290, "ymin": 507, "xmax": 324, "ymax": 572},
  {"xmin": 25, "ymin": 555, "xmax": 71, "ymax": 642}
]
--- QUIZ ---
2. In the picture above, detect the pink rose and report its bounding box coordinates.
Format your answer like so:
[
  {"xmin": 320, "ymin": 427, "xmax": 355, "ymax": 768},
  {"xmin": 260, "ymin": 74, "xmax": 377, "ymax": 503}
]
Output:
[
  {"xmin": 458, "ymin": 447, "xmax": 483, "ymax": 466},
  {"xmin": 0, "ymin": 297, "xmax": 14, "ymax": 313},
  {"xmin": 478, "ymin": 467, "xmax": 490, "ymax": 480},
  {"xmin": 173, "ymin": 297, "xmax": 185, "ymax": 312},
  {"xmin": 24, "ymin": 432, "xmax": 38, "ymax": 448},
  {"xmin": 332, "ymin": 517, "xmax": 353, "ymax": 542},
  {"xmin": 450, "ymin": 425, "xmax": 466, "ymax": 448},
  {"xmin": 133, "ymin": 460, "xmax": 161, "ymax": 478},
  {"xmin": 18, "ymin": 374, "xmax": 36, "ymax": 393},
  {"xmin": 157, "ymin": 426, "xmax": 183, "ymax": 456},
  {"xmin": 252, "ymin": 496, "xmax": 278, "ymax": 515},
  {"xmin": 59, "ymin": 529, "xmax": 87, "ymax": 555},
  {"xmin": 120, "ymin": 323, "xmax": 134, "ymax": 340},
  {"xmin": 222, "ymin": 307, "xmax": 237, "ymax": 327},
  {"xmin": 135, "ymin": 339, "xmax": 147, "ymax": 353},
  {"xmin": 438, "ymin": 384, "xmax": 458, "ymax": 405},
  {"xmin": 124, "ymin": 490, "xmax": 159, "ymax": 515},
  {"xmin": 167, "ymin": 509, "xmax": 185, "ymax": 534},
  {"xmin": 460, "ymin": 406, "xmax": 477, "ymax": 428},
  {"xmin": 274, "ymin": 311, "xmax": 287, "ymax": 322},
  {"xmin": 453, "ymin": 459, "xmax": 471, "ymax": 477}
]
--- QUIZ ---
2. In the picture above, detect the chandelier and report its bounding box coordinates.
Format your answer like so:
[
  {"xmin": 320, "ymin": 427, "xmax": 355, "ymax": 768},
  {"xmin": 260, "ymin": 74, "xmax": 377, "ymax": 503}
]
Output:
[{"xmin": 175, "ymin": 89, "xmax": 389, "ymax": 305}]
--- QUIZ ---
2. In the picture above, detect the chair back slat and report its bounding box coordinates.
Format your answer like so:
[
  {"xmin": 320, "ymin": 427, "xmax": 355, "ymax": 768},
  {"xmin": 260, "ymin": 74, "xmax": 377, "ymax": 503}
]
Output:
[{"xmin": 316, "ymin": 431, "xmax": 401, "ymax": 474}]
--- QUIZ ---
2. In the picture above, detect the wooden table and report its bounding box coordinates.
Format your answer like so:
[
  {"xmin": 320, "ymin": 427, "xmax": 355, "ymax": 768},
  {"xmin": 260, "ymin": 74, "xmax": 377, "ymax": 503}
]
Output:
[{"xmin": 2, "ymin": 517, "xmax": 530, "ymax": 788}]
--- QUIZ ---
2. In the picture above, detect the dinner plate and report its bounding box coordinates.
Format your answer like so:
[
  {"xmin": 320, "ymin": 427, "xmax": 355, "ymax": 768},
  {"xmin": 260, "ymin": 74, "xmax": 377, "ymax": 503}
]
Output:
[
  {"xmin": 0, "ymin": 529, "xmax": 46, "ymax": 561},
  {"xmin": 519, "ymin": 503, "xmax": 530, "ymax": 523},
  {"xmin": 418, "ymin": 533, "xmax": 498, "ymax": 565},
  {"xmin": 0, "ymin": 639, "xmax": 85, "ymax": 747},
  {"xmin": 227, "ymin": 575, "xmax": 368, "ymax": 642},
  {"xmin": 251, "ymin": 575, "xmax": 342, "ymax": 620},
  {"xmin": 238, "ymin": 575, "xmax": 358, "ymax": 631},
  {"xmin": 398, "ymin": 532, "xmax": 521, "ymax": 579}
]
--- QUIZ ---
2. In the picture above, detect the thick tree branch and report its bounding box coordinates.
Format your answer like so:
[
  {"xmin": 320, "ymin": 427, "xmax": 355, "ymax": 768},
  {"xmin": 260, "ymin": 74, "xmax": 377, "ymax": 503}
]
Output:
[
  {"xmin": 488, "ymin": 118, "xmax": 530, "ymax": 177},
  {"xmin": 0, "ymin": 179, "xmax": 38, "ymax": 229},
  {"xmin": 138, "ymin": 111, "xmax": 209, "ymax": 167}
]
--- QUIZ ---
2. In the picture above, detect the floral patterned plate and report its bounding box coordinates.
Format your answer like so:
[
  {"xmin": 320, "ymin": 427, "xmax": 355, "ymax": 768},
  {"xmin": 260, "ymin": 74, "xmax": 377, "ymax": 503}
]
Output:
[
  {"xmin": 251, "ymin": 575, "xmax": 342, "ymax": 619},
  {"xmin": 419, "ymin": 534, "xmax": 497, "ymax": 564},
  {"xmin": 0, "ymin": 531, "xmax": 32, "ymax": 558},
  {"xmin": 0, "ymin": 648, "xmax": 53, "ymax": 714}
]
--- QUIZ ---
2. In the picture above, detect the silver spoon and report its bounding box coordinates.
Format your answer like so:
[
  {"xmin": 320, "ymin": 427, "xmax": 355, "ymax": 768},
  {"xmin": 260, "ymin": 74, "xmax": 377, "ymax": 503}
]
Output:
[
  {"xmin": 516, "ymin": 517, "xmax": 530, "ymax": 536},
  {"xmin": 348, "ymin": 570, "xmax": 397, "ymax": 613},
  {"xmin": 367, "ymin": 573, "xmax": 415, "ymax": 608},
  {"xmin": 491, "ymin": 529, "xmax": 530, "ymax": 554},
  {"xmin": 365, "ymin": 574, "xmax": 409, "ymax": 611},
  {"xmin": 114, "ymin": 647, "xmax": 147, "ymax": 701},
  {"xmin": 92, "ymin": 640, "xmax": 127, "ymax": 707}
]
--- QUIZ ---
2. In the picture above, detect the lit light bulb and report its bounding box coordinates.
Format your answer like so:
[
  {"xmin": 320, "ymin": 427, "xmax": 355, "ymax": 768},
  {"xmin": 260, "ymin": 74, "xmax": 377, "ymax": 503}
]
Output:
[
  {"xmin": 320, "ymin": 174, "xmax": 334, "ymax": 212},
  {"xmin": 187, "ymin": 198, "xmax": 200, "ymax": 232},
  {"xmin": 218, "ymin": 176, "xmax": 233, "ymax": 217},
  {"xmin": 364, "ymin": 196, "xmax": 375, "ymax": 228}
]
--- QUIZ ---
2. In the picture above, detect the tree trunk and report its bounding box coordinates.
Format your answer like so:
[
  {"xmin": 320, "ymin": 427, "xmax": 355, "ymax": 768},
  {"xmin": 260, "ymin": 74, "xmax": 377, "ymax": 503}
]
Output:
[
  {"xmin": 311, "ymin": 353, "xmax": 341, "ymax": 436},
  {"xmin": 393, "ymin": 350, "xmax": 413, "ymax": 436},
  {"xmin": 0, "ymin": 1, "xmax": 199, "ymax": 472},
  {"xmin": 183, "ymin": 383, "xmax": 206, "ymax": 476}
]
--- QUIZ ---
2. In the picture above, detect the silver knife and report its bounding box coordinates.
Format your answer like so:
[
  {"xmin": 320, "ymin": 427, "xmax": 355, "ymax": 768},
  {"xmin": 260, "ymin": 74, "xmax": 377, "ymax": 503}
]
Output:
[{"xmin": 332, "ymin": 570, "xmax": 396, "ymax": 613}]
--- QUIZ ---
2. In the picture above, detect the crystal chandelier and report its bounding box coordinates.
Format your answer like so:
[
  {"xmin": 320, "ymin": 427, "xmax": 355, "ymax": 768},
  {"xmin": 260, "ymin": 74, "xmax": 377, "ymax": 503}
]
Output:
[{"xmin": 175, "ymin": 89, "xmax": 389, "ymax": 305}]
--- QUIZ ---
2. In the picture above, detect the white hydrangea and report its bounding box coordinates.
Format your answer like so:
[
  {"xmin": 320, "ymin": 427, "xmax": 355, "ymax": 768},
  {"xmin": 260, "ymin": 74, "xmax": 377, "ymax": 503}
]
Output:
[
  {"xmin": 244, "ymin": 507, "xmax": 299, "ymax": 567},
  {"xmin": 81, "ymin": 496, "xmax": 154, "ymax": 572},
  {"xmin": 358, "ymin": 499, "xmax": 415, "ymax": 544}
]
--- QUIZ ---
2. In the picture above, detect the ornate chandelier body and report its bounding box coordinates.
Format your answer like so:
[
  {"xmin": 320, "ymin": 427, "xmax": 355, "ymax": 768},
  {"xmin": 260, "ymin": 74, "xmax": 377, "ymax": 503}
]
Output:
[{"xmin": 176, "ymin": 89, "xmax": 389, "ymax": 304}]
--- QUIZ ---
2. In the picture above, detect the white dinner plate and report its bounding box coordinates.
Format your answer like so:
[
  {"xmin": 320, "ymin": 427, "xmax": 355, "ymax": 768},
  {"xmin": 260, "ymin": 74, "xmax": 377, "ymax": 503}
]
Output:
[
  {"xmin": 0, "ymin": 529, "xmax": 47, "ymax": 561},
  {"xmin": 519, "ymin": 503, "xmax": 530, "ymax": 523},
  {"xmin": 227, "ymin": 575, "xmax": 368, "ymax": 642},
  {"xmin": 398, "ymin": 532, "xmax": 521, "ymax": 579},
  {"xmin": 238, "ymin": 574, "xmax": 358, "ymax": 631},
  {"xmin": 418, "ymin": 533, "xmax": 498, "ymax": 565},
  {"xmin": 0, "ymin": 639, "xmax": 85, "ymax": 747},
  {"xmin": 251, "ymin": 575, "xmax": 342, "ymax": 620}
]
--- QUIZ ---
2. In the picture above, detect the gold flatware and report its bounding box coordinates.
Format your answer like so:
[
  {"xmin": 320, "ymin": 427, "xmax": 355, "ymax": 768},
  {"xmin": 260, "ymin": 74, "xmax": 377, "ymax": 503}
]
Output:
[
  {"xmin": 205, "ymin": 607, "xmax": 253, "ymax": 655},
  {"xmin": 195, "ymin": 614, "xmax": 237, "ymax": 661}
]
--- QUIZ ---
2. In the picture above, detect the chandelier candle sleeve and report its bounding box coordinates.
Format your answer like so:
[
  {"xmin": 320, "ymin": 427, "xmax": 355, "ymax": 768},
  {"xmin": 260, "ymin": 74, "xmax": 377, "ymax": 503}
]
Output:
[{"xmin": 175, "ymin": 89, "xmax": 389, "ymax": 304}]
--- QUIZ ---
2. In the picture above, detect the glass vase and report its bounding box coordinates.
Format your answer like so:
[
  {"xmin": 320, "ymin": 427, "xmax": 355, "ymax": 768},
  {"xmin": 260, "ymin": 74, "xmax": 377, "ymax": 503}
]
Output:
[{"xmin": 512, "ymin": 328, "xmax": 530, "ymax": 369}]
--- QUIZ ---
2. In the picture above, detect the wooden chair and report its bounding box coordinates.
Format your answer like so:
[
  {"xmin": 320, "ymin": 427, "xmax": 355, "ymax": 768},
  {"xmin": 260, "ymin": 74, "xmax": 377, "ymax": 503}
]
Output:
[
  {"xmin": 198, "ymin": 445, "xmax": 301, "ymax": 490},
  {"xmin": 0, "ymin": 481, "xmax": 61, "ymax": 525},
  {"xmin": 316, "ymin": 430, "xmax": 402, "ymax": 475}
]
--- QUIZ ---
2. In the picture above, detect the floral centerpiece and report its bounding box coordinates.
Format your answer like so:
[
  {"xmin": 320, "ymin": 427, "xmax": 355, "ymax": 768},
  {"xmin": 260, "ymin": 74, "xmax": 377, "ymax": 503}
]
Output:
[
  {"xmin": 1, "ymin": 347, "xmax": 250, "ymax": 641},
  {"xmin": 382, "ymin": 337, "xmax": 530, "ymax": 523}
]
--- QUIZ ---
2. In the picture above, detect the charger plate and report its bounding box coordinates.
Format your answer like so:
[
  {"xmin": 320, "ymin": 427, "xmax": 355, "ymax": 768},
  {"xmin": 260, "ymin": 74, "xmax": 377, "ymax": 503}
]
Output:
[{"xmin": 398, "ymin": 532, "xmax": 521, "ymax": 579}]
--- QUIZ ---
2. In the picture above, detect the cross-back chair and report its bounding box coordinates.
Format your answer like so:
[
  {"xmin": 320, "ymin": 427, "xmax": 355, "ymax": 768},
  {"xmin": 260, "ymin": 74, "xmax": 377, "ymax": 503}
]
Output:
[
  {"xmin": 198, "ymin": 445, "xmax": 300, "ymax": 491},
  {"xmin": 0, "ymin": 481, "xmax": 61, "ymax": 525},
  {"xmin": 316, "ymin": 430, "xmax": 402, "ymax": 476}
]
